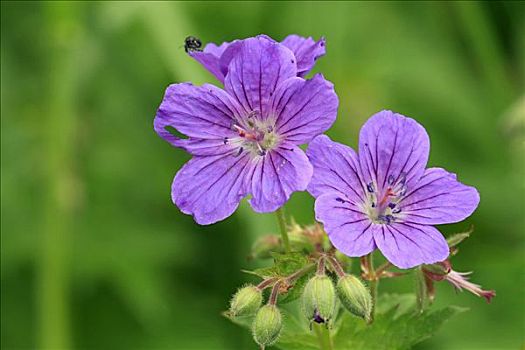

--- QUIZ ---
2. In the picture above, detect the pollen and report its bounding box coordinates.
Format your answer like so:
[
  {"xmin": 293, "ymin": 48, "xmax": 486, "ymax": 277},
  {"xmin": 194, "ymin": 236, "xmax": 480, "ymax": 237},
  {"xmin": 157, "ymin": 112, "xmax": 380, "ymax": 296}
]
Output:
[{"xmin": 226, "ymin": 112, "xmax": 280, "ymax": 157}]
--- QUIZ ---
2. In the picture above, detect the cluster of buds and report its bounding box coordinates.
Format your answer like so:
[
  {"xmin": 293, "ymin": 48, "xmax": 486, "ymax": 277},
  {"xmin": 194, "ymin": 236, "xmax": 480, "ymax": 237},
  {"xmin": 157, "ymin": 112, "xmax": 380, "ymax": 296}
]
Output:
[
  {"xmin": 228, "ymin": 279, "xmax": 284, "ymax": 349},
  {"xmin": 227, "ymin": 253, "xmax": 373, "ymax": 349},
  {"xmin": 302, "ymin": 256, "xmax": 372, "ymax": 326}
]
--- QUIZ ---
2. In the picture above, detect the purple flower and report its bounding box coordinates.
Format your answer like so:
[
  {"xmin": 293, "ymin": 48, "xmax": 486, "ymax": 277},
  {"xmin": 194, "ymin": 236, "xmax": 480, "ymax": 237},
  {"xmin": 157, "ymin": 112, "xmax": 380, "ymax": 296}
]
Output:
[
  {"xmin": 307, "ymin": 111, "xmax": 480, "ymax": 269},
  {"xmin": 155, "ymin": 36, "xmax": 338, "ymax": 225},
  {"xmin": 189, "ymin": 34, "xmax": 326, "ymax": 83}
]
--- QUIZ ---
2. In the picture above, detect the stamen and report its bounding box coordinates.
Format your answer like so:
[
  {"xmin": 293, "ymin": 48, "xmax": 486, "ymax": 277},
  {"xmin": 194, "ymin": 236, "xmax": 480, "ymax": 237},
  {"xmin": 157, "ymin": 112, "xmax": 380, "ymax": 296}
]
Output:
[
  {"xmin": 367, "ymin": 183, "xmax": 374, "ymax": 193},
  {"xmin": 398, "ymin": 172, "xmax": 407, "ymax": 185},
  {"xmin": 336, "ymin": 197, "xmax": 346, "ymax": 203},
  {"xmin": 235, "ymin": 147, "xmax": 243, "ymax": 157},
  {"xmin": 256, "ymin": 143, "xmax": 266, "ymax": 156},
  {"xmin": 388, "ymin": 203, "xmax": 396, "ymax": 209},
  {"xmin": 392, "ymin": 208, "xmax": 401, "ymax": 214},
  {"xmin": 388, "ymin": 174, "xmax": 394, "ymax": 185},
  {"xmin": 223, "ymin": 137, "xmax": 229, "ymax": 145}
]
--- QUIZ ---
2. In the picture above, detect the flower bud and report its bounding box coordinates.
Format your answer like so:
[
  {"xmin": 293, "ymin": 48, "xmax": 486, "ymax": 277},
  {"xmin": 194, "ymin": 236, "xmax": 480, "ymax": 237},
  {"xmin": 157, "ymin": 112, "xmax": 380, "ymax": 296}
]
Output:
[
  {"xmin": 252, "ymin": 305, "xmax": 282, "ymax": 347},
  {"xmin": 229, "ymin": 285, "xmax": 262, "ymax": 317},
  {"xmin": 249, "ymin": 235, "xmax": 281, "ymax": 260},
  {"xmin": 336, "ymin": 274, "xmax": 372, "ymax": 321},
  {"xmin": 302, "ymin": 275, "xmax": 336, "ymax": 324}
]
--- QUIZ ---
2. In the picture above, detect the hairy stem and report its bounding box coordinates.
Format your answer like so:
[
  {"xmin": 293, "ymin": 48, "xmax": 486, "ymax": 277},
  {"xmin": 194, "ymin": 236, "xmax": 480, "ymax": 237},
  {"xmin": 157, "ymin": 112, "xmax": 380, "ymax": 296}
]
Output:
[
  {"xmin": 364, "ymin": 253, "xmax": 378, "ymax": 323},
  {"xmin": 317, "ymin": 256, "xmax": 326, "ymax": 275},
  {"xmin": 415, "ymin": 266, "xmax": 428, "ymax": 314},
  {"xmin": 275, "ymin": 207, "xmax": 290, "ymax": 252},
  {"xmin": 285, "ymin": 263, "xmax": 316, "ymax": 284},
  {"xmin": 313, "ymin": 323, "xmax": 333, "ymax": 350},
  {"xmin": 326, "ymin": 256, "xmax": 346, "ymax": 278},
  {"xmin": 256, "ymin": 277, "xmax": 279, "ymax": 291},
  {"xmin": 269, "ymin": 280, "xmax": 282, "ymax": 305}
]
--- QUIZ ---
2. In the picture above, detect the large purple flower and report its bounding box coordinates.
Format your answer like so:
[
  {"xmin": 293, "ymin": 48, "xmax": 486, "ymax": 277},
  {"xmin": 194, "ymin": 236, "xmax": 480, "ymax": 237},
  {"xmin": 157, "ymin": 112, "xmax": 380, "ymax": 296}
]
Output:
[
  {"xmin": 307, "ymin": 111, "xmax": 480, "ymax": 269},
  {"xmin": 189, "ymin": 34, "xmax": 326, "ymax": 83},
  {"xmin": 155, "ymin": 36, "xmax": 338, "ymax": 225}
]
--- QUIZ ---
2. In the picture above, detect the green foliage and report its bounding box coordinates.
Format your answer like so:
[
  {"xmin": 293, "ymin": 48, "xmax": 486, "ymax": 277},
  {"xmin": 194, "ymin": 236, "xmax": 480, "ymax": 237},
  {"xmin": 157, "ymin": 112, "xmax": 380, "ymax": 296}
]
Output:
[
  {"xmin": 227, "ymin": 294, "xmax": 466, "ymax": 350},
  {"xmin": 243, "ymin": 252, "xmax": 314, "ymax": 304},
  {"xmin": 333, "ymin": 294, "xmax": 467, "ymax": 350}
]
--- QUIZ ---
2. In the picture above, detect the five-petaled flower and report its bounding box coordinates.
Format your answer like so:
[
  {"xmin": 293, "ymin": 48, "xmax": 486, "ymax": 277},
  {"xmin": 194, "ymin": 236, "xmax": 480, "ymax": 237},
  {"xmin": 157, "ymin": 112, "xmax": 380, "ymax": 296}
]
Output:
[
  {"xmin": 189, "ymin": 34, "xmax": 326, "ymax": 83},
  {"xmin": 307, "ymin": 110, "xmax": 480, "ymax": 269},
  {"xmin": 154, "ymin": 35, "xmax": 338, "ymax": 225}
]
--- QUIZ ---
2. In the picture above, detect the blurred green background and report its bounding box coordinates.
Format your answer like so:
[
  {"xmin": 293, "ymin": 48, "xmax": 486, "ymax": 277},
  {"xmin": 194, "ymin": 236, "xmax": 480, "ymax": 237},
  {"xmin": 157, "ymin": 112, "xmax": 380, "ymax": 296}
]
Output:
[{"xmin": 1, "ymin": 1, "xmax": 524, "ymax": 349}]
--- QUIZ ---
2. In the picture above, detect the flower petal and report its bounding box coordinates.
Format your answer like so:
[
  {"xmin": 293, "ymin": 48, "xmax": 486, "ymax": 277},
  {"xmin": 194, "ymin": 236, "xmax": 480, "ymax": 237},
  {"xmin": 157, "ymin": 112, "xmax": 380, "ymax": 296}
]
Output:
[
  {"xmin": 281, "ymin": 35, "xmax": 326, "ymax": 77},
  {"xmin": 315, "ymin": 193, "xmax": 376, "ymax": 257},
  {"xmin": 271, "ymin": 74, "xmax": 338, "ymax": 144},
  {"xmin": 154, "ymin": 82, "xmax": 244, "ymax": 150},
  {"xmin": 224, "ymin": 36, "xmax": 297, "ymax": 117},
  {"xmin": 249, "ymin": 144, "xmax": 312, "ymax": 212},
  {"xmin": 374, "ymin": 223, "xmax": 449, "ymax": 269},
  {"xmin": 172, "ymin": 153, "xmax": 252, "ymax": 225},
  {"xmin": 358, "ymin": 110, "xmax": 430, "ymax": 193},
  {"xmin": 306, "ymin": 135, "xmax": 366, "ymax": 202},
  {"xmin": 188, "ymin": 43, "xmax": 228, "ymax": 82},
  {"xmin": 400, "ymin": 167, "xmax": 480, "ymax": 225}
]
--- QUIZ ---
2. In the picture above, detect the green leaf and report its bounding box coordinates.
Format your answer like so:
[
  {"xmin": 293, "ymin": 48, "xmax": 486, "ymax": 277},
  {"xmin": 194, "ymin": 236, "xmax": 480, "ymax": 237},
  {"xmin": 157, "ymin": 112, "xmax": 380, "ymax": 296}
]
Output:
[
  {"xmin": 271, "ymin": 252, "xmax": 311, "ymax": 276},
  {"xmin": 242, "ymin": 252, "xmax": 314, "ymax": 304},
  {"xmin": 242, "ymin": 252, "xmax": 311, "ymax": 279},
  {"xmin": 333, "ymin": 294, "xmax": 467, "ymax": 350},
  {"xmin": 447, "ymin": 225, "xmax": 474, "ymax": 247}
]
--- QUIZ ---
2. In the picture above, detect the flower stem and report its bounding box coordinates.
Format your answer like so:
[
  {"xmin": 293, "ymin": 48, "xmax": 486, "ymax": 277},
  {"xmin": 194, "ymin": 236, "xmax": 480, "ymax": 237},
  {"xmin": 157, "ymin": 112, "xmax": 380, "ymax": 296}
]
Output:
[
  {"xmin": 269, "ymin": 280, "xmax": 282, "ymax": 305},
  {"xmin": 313, "ymin": 323, "xmax": 333, "ymax": 350},
  {"xmin": 326, "ymin": 256, "xmax": 346, "ymax": 278},
  {"xmin": 256, "ymin": 277, "xmax": 279, "ymax": 291},
  {"xmin": 415, "ymin": 266, "xmax": 428, "ymax": 314},
  {"xmin": 275, "ymin": 207, "xmax": 291, "ymax": 252},
  {"xmin": 364, "ymin": 253, "xmax": 378, "ymax": 323},
  {"xmin": 285, "ymin": 263, "xmax": 316, "ymax": 284}
]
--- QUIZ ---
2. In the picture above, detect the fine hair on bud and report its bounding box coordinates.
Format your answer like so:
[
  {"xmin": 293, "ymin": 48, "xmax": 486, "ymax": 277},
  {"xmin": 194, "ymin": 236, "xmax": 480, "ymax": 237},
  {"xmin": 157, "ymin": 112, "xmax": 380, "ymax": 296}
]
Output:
[
  {"xmin": 252, "ymin": 304, "xmax": 282, "ymax": 347},
  {"xmin": 229, "ymin": 285, "xmax": 263, "ymax": 317},
  {"xmin": 336, "ymin": 274, "xmax": 372, "ymax": 321},
  {"xmin": 302, "ymin": 275, "xmax": 336, "ymax": 325}
]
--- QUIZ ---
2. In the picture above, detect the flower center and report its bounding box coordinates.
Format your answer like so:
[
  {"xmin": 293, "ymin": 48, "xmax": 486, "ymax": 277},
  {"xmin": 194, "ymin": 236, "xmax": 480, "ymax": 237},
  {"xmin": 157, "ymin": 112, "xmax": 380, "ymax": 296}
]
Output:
[
  {"xmin": 224, "ymin": 111, "xmax": 279, "ymax": 157},
  {"xmin": 364, "ymin": 173, "xmax": 407, "ymax": 224}
]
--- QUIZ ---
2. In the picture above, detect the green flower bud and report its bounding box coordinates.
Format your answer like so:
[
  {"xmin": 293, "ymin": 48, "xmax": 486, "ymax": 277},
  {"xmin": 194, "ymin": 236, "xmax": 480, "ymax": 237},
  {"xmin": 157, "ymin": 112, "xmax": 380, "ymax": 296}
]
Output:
[
  {"xmin": 229, "ymin": 285, "xmax": 262, "ymax": 317},
  {"xmin": 336, "ymin": 274, "xmax": 372, "ymax": 321},
  {"xmin": 252, "ymin": 305, "xmax": 282, "ymax": 347},
  {"xmin": 302, "ymin": 275, "xmax": 336, "ymax": 324}
]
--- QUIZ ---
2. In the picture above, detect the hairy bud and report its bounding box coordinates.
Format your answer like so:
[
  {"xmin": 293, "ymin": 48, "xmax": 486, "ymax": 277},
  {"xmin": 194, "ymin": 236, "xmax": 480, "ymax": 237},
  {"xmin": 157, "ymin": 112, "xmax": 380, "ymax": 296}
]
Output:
[
  {"xmin": 229, "ymin": 285, "xmax": 262, "ymax": 317},
  {"xmin": 336, "ymin": 274, "xmax": 372, "ymax": 321},
  {"xmin": 252, "ymin": 305, "xmax": 282, "ymax": 347},
  {"xmin": 302, "ymin": 275, "xmax": 336, "ymax": 324}
]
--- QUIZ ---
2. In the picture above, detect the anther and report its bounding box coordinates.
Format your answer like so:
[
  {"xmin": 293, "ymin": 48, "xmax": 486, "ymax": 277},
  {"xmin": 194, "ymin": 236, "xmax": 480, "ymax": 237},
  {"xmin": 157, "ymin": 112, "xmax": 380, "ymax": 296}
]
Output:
[
  {"xmin": 236, "ymin": 147, "xmax": 244, "ymax": 157},
  {"xmin": 388, "ymin": 203, "xmax": 396, "ymax": 209},
  {"xmin": 398, "ymin": 172, "xmax": 407, "ymax": 185},
  {"xmin": 392, "ymin": 208, "xmax": 401, "ymax": 214},
  {"xmin": 336, "ymin": 197, "xmax": 346, "ymax": 203},
  {"xmin": 223, "ymin": 137, "xmax": 229, "ymax": 145},
  {"xmin": 366, "ymin": 183, "xmax": 374, "ymax": 193},
  {"xmin": 388, "ymin": 174, "xmax": 395, "ymax": 185}
]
